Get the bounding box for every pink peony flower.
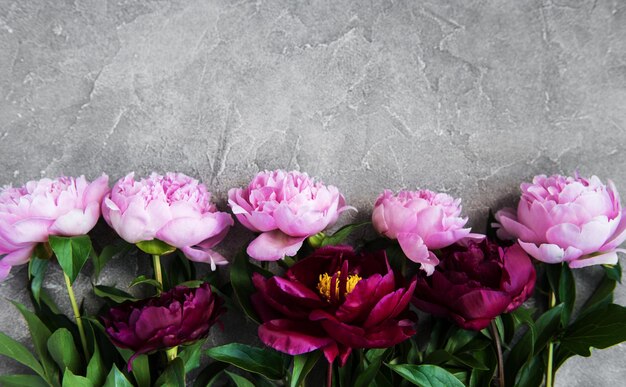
[228,170,353,261]
[102,172,233,269]
[372,189,481,275]
[0,174,109,280]
[495,173,626,268]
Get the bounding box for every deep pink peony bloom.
[228,170,353,261]
[495,174,626,268]
[102,283,224,369]
[372,189,481,275]
[413,239,536,330]
[0,174,109,280]
[102,172,233,269]
[252,246,416,365]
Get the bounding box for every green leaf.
[319,222,371,247]
[136,239,176,255]
[180,340,204,373]
[103,364,134,387]
[0,331,46,379]
[47,328,82,375]
[62,368,93,387]
[604,262,622,283]
[10,300,58,385]
[355,351,385,387]
[561,303,626,356]
[0,374,50,387]
[515,355,544,387]
[291,351,321,387]
[230,251,262,324]
[86,338,106,387]
[444,328,477,354]
[49,235,93,284]
[452,353,489,371]
[504,308,537,386]
[580,272,616,318]
[93,285,138,303]
[386,364,465,387]
[28,256,49,304]
[193,361,228,387]
[93,241,133,280]
[533,304,564,355]
[114,349,149,387]
[558,264,576,326]
[206,343,286,380]
[129,275,163,291]
[154,357,185,387]
[225,370,255,387]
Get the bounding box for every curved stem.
[546,290,556,387]
[326,360,333,387]
[152,254,163,294]
[63,272,89,360]
[489,320,505,387]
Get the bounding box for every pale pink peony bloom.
[102,173,233,270]
[0,174,109,280]
[495,173,626,268]
[228,170,354,261]
[372,189,481,275]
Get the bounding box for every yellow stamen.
[317,271,362,302]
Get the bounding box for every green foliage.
[386,364,465,387]
[49,235,93,284]
[206,343,287,380]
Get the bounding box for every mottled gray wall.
[1,0,626,385]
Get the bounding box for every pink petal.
[247,231,306,261]
[157,213,230,248]
[546,219,610,254]
[83,174,110,205]
[568,251,619,269]
[497,213,541,243]
[49,203,100,236]
[180,246,228,271]
[1,246,34,266]
[602,215,626,251]
[273,203,328,237]
[518,241,582,264]
[424,228,471,250]
[10,218,54,244]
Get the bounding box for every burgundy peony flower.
[412,239,535,331]
[252,246,416,365]
[101,283,224,369]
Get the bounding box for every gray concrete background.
[1,0,625,385]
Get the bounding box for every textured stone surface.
[1,0,625,385]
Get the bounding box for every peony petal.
[424,228,471,250]
[157,215,222,248]
[273,203,329,237]
[568,251,619,269]
[397,233,439,274]
[82,174,110,205]
[497,213,541,244]
[258,319,333,356]
[602,214,626,251]
[518,241,582,264]
[49,203,100,236]
[180,246,228,271]
[546,219,611,254]
[247,231,306,261]
[10,218,53,244]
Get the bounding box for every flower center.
[317,271,362,302]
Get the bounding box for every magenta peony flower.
[252,246,416,365]
[372,189,481,275]
[102,172,233,269]
[413,239,536,330]
[101,283,224,369]
[0,174,109,280]
[228,170,353,261]
[495,174,626,268]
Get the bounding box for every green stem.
[153,254,163,294]
[489,320,505,387]
[546,290,556,387]
[165,346,178,362]
[63,272,89,360]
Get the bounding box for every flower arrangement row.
[0,169,625,387]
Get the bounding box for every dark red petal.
[258,319,333,356]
